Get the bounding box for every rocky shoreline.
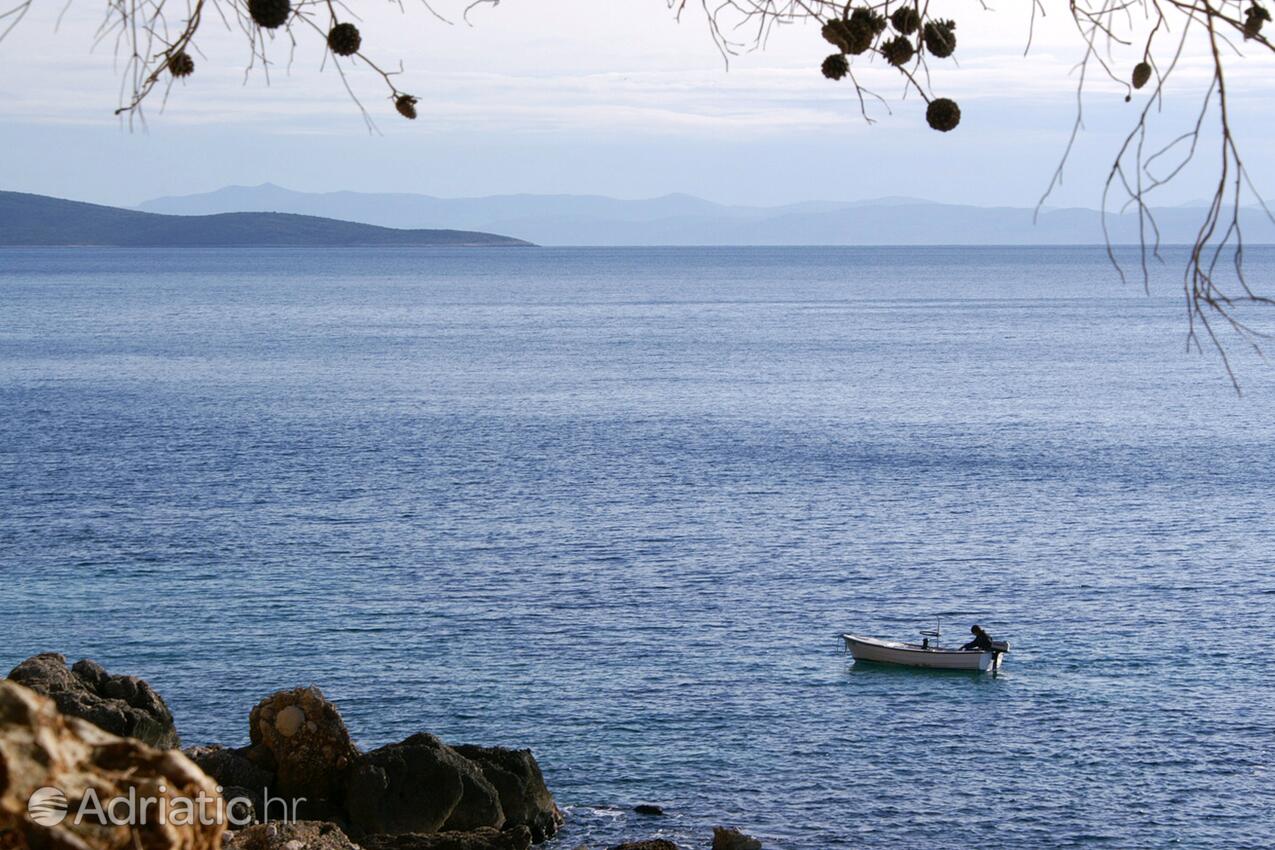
[0,654,763,850]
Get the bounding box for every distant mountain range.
[138,183,1275,246]
[0,191,531,247]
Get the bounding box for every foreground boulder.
[0,680,222,850]
[7,653,180,748]
[362,826,532,850]
[226,821,360,850]
[344,733,503,836]
[712,826,762,850]
[452,745,562,842]
[248,687,358,801]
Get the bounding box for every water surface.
[2,246,1273,849]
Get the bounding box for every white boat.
[842,626,1009,672]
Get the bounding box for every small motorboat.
[842,622,1009,672]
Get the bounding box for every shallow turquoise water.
[1,246,1273,849]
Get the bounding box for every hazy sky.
[1,0,1272,209]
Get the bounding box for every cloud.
[6,0,1270,132]
[1,0,1271,208]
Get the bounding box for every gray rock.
[71,658,108,689]
[712,827,762,850]
[361,826,532,850]
[632,805,664,816]
[453,745,563,841]
[185,745,274,793]
[7,653,179,748]
[219,785,258,826]
[186,745,299,826]
[225,821,359,850]
[343,733,503,836]
[292,798,352,831]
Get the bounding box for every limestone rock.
[343,733,502,836]
[224,821,360,850]
[361,826,531,850]
[712,827,762,850]
[185,745,275,822]
[184,745,273,790]
[452,746,562,841]
[218,786,257,826]
[7,653,180,748]
[290,798,351,830]
[0,680,222,850]
[247,687,358,801]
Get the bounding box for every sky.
[1,0,1273,209]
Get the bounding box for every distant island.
[138,183,1275,247]
[0,191,533,248]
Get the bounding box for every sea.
[1,246,1273,849]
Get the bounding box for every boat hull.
[843,634,1001,671]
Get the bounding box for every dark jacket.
[963,631,994,651]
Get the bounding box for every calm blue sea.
[2,246,1274,849]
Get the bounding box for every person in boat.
[962,624,994,652]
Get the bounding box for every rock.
[219,785,258,825]
[712,827,762,850]
[71,659,109,689]
[6,653,180,748]
[606,842,679,850]
[343,733,503,836]
[185,745,274,790]
[0,680,222,850]
[225,821,360,850]
[361,826,532,850]
[291,797,351,830]
[247,687,358,801]
[185,745,275,821]
[452,745,563,841]
[632,804,664,816]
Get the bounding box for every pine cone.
[880,36,915,67]
[395,94,418,120]
[890,6,921,35]
[926,97,961,132]
[248,0,290,29]
[818,8,884,56]
[842,18,875,55]
[821,20,851,52]
[1131,61,1152,90]
[849,7,888,36]
[923,20,957,58]
[821,53,849,81]
[168,51,195,78]
[1244,4,1270,39]
[327,23,362,56]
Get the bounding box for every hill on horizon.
[0,191,532,247]
[137,183,1275,247]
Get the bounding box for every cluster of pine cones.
[164,0,418,120]
[1244,3,1271,39]
[819,5,960,132]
